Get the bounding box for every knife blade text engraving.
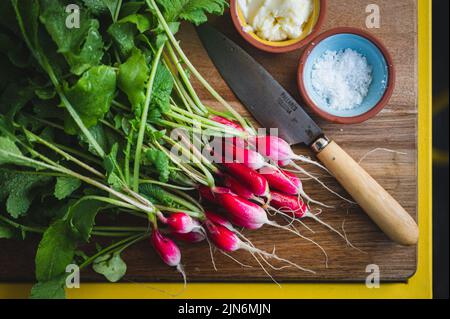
[277,92,299,114]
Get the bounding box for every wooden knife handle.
[315,140,419,245]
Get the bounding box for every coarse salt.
[311,48,373,110]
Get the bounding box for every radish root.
[291,155,330,173]
[291,162,356,205]
[240,242,315,274]
[266,205,297,227]
[201,226,218,271]
[220,250,253,268]
[298,189,334,209]
[266,205,315,233]
[267,220,329,268]
[295,219,315,234]
[341,217,367,254]
[233,229,294,271]
[176,264,187,289]
[248,249,281,287]
[258,251,293,271]
[305,211,352,246]
[282,167,322,179]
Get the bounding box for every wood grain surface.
[0,0,418,283]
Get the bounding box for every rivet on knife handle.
[312,137,419,246]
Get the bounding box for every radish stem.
[147,0,251,132]
[133,44,165,192]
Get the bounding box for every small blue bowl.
[298,27,395,124]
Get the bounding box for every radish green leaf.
[54,176,82,200]
[93,252,127,282]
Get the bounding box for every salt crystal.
[311,48,373,110]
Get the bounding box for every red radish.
[260,167,299,195]
[205,211,234,230]
[210,138,264,170]
[210,115,245,132]
[284,170,303,186]
[201,186,328,263]
[270,191,309,217]
[249,135,291,162]
[203,187,268,229]
[165,212,199,234]
[172,229,205,243]
[259,166,330,207]
[248,135,328,171]
[219,193,268,229]
[222,162,269,197]
[227,215,264,230]
[222,142,266,170]
[223,174,255,200]
[249,136,355,204]
[151,230,181,267]
[200,186,263,226]
[201,187,266,229]
[198,185,222,203]
[277,159,291,167]
[205,220,240,252]
[247,136,353,204]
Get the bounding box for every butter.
[238,0,313,42]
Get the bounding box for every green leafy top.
[54,176,82,200]
[63,65,117,134]
[40,0,105,75]
[156,0,228,25]
[0,169,52,218]
[1,0,227,300]
[92,252,127,282]
[150,63,173,114]
[82,0,120,18]
[117,48,149,114]
[146,149,170,182]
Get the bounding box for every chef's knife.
[197,25,418,245]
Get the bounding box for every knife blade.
[196,24,322,146]
[197,25,419,246]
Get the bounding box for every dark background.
[432,0,449,299]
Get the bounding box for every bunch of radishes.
[149,116,356,281]
[136,2,356,278]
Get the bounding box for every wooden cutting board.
[0,0,417,283]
